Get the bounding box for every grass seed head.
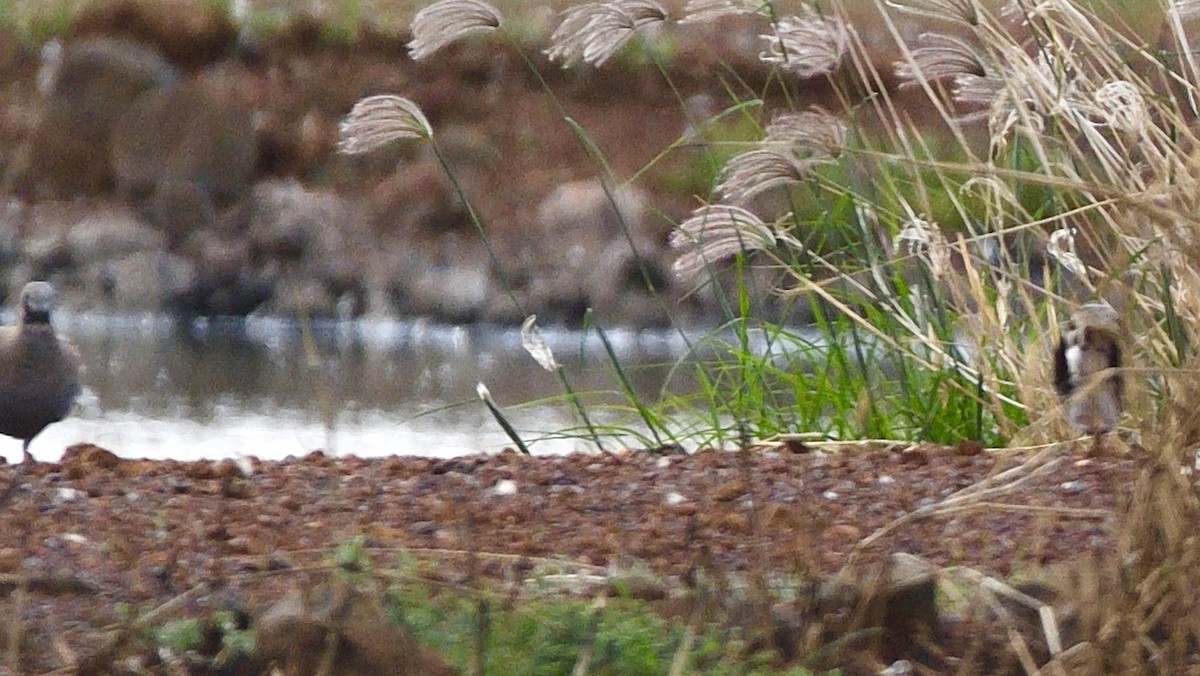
[337,94,434,154]
[679,0,764,24]
[758,8,851,79]
[407,0,503,62]
[670,205,778,280]
[545,0,668,68]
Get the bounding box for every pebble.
[493,479,518,496]
[0,548,18,573]
[234,456,256,476]
[881,659,914,675]
[53,487,84,505]
[1060,480,1087,494]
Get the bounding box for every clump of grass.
[155,610,255,670]
[386,575,801,674]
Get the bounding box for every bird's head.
[19,281,58,325]
[1064,302,1121,346]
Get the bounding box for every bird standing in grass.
[1053,302,1123,454]
[0,282,80,464]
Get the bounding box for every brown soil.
[0,440,1135,672]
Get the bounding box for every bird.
[1053,302,1123,454]
[0,281,81,464]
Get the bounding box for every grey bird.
[0,282,81,463]
[1053,302,1123,453]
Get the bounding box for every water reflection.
[18,314,697,462]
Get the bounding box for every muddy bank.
[0,440,1134,671]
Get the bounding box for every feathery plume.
[1093,80,1147,136]
[995,278,1012,329]
[1047,227,1088,279]
[759,9,850,78]
[717,107,844,203]
[893,214,950,278]
[1018,0,1105,48]
[680,0,763,23]
[521,315,559,372]
[338,95,433,154]
[717,149,825,204]
[546,0,668,68]
[896,32,987,87]
[765,107,847,152]
[1002,51,1083,117]
[955,49,1085,131]
[670,205,778,279]
[953,72,1005,108]
[408,0,503,61]
[885,0,980,26]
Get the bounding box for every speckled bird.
[0,282,81,463]
[1053,302,1123,452]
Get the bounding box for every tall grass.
[338,0,1200,668]
[333,0,1200,450]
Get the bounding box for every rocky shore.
[0,1,827,328]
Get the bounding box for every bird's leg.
[1089,432,1105,458]
[20,440,32,466]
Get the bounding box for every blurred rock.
[111,69,256,207]
[583,240,674,327]
[247,180,351,260]
[367,159,461,238]
[241,180,371,318]
[16,202,84,283]
[162,226,266,317]
[66,0,237,69]
[536,179,658,248]
[519,180,678,326]
[61,443,122,480]
[145,177,216,248]
[166,273,273,317]
[64,204,163,265]
[255,582,456,676]
[20,38,176,198]
[381,234,493,323]
[84,250,196,311]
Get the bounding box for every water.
[17,314,700,463]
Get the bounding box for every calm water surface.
[16,314,701,463]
